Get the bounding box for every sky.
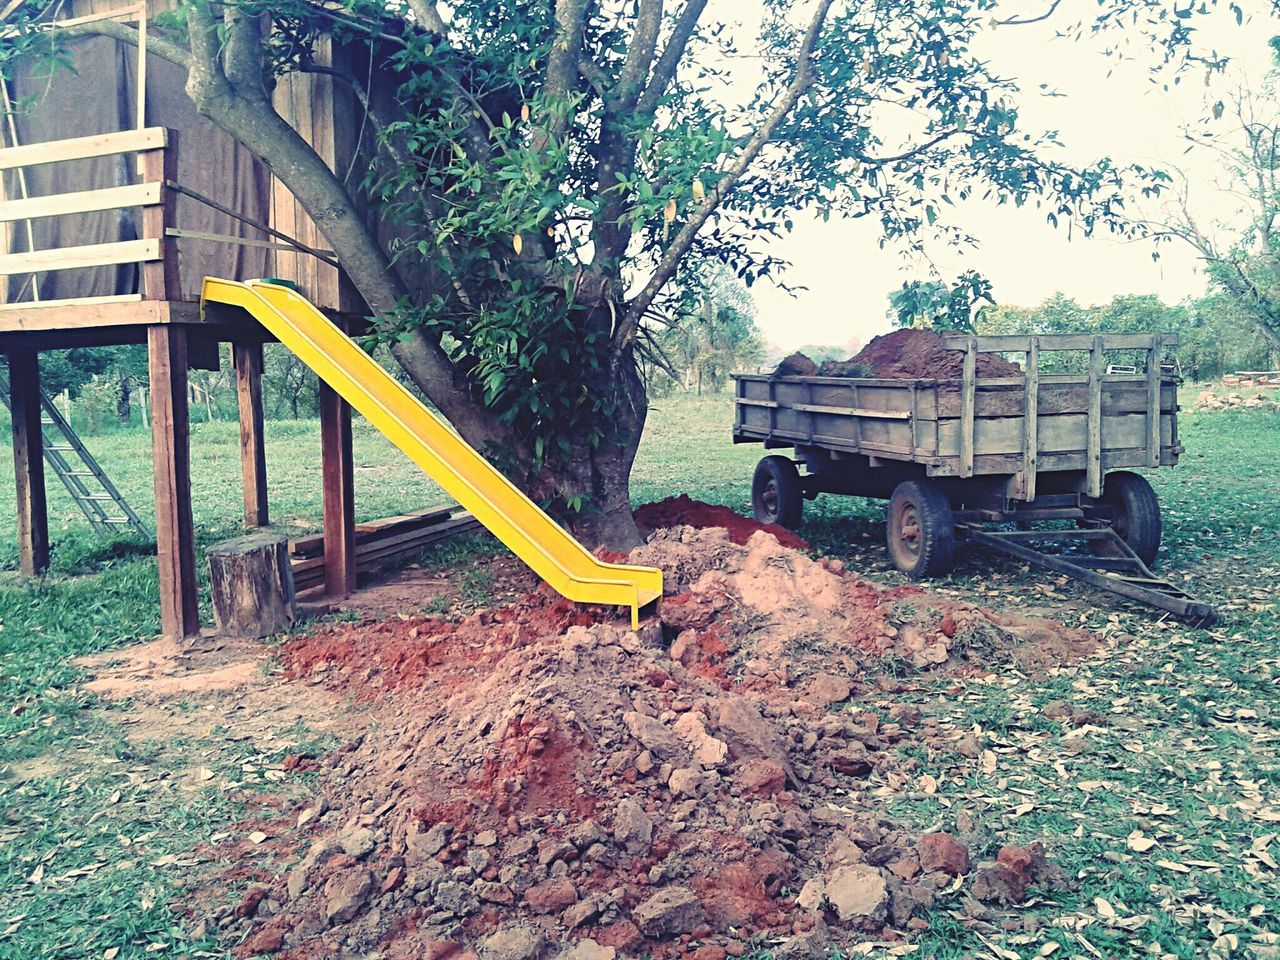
[708,1,1280,351]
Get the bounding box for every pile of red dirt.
[634,495,809,550]
[775,329,1022,380]
[200,528,1083,960]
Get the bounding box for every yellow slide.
[201,277,662,628]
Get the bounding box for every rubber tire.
[1099,470,1162,567]
[752,456,803,529]
[886,480,956,579]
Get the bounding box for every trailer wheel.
[1098,471,1162,567]
[752,456,803,528]
[887,481,955,579]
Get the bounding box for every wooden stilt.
[8,350,49,576]
[234,340,269,528]
[319,380,355,598]
[148,324,199,639]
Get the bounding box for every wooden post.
[959,338,976,479]
[1086,335,1105,499]
[8,351,49,576]
[1145,335,1163,468]
[138,130,179,301]
[319,380,355,597]
[234,340,269,528]
[148,324,200,639]
[1022,336,1039,502]
[207,532,296,638]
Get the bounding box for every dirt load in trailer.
[733,330,1216,624]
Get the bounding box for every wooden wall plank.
[0,181,162,223]
[0,126,167,170]
[269,38,359,312]
[147,324,199,639]
[8,350,49,576]
[0,238,160,276]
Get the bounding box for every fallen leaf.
[1127,831,1158,852]
[248,831,268,845]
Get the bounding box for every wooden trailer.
[733,333,1216,623]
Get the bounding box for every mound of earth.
[774,329,1022,380]
[200,528,1082,959]
[634,495,808,550]
[772,351,819,377]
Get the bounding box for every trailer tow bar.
[962,525,1218,626]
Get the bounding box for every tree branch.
[634,0,706,117]
[53,18,189,68]
[613,0,663,112]
[994,0,1064,27]
[859,129,965,165]
[614,0,835,352]
[531,0,588,153]
[185,0,234,106]
[405,0,448,36]
[224,5,267,100]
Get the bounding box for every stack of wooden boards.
[289,505,480,591]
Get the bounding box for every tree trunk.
[117,377,131,424]
[207,532,297,637]
[558,350,648,551]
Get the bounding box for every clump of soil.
[634,495,809,551]
[202,528,1084,959]
[773,351,819,377]
[775,329,1022,380]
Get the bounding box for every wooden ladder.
[0,371,149,538]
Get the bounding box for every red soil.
[775,328,1022,380]
[634,494,809,550]
[846,328,1021,379]
[196,529,1086,960]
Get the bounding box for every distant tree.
[263,345,319,419]
[976,291,1264,380]
[1185,289,1277,378]
[889,271,993,333]
[35,346,148,423]
[655,266,765,393]
[1142,41,1280,359]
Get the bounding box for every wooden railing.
[0,125,177,307]
[940,332,1178,499]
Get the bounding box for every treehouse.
[0,0,369,638]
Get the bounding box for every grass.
[0,392,1277,959]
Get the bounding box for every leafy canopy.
[7,0,1271,469]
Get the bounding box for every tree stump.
[207,532,297,638]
